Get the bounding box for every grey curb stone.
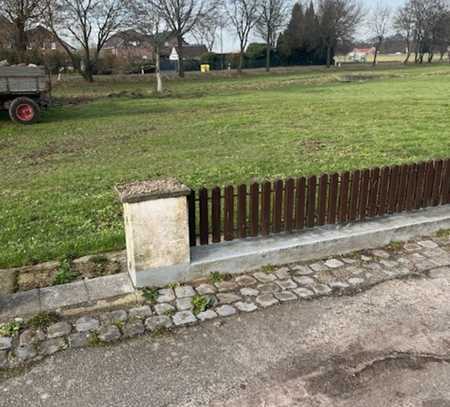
[47,322,72,339]
[256,294,279,308]
[172,311,197,326]
[197,310,218,321]
[274,291,297,302]
[128,305,152,319]
[85,274,134,302]
[234,302,257,313]
[40,281,89,311]
[215,305,237,317]
[0,337,12,351]
[175,286,196,299]
[145,316,173,331]
[75,316,100,333]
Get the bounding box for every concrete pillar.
[117,179,191,287]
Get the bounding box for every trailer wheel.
[9,97,41,124]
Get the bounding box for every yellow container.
[200,64,210,73]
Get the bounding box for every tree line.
[1,0,450,88]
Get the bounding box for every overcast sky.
[212,0,406,53]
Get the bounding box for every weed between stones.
[52,260,80,286]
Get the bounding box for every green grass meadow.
[1,64,450,268]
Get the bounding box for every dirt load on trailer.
[0,64,50,124]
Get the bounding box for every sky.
[214,0,406,53]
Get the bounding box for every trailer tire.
[9,97,41,124]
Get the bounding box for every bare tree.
[394,3,414,64]
[318,0,363,68]
[256,0,288,72]
[192,9,222,52]
[126,0,168,93]
[0,0,43,60]
[226,0,260,73]
[149,0,211,77]
[45,0,126,82]
[370,1,391,66]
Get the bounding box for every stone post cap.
[116,178,191,203]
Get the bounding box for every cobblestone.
[175,286,196,298]
[129,305,152,320]
[197,310,218,321]
[234,302,257,313]
[215,305,237,317]
[157,288,175,303]
[2,233,449,371]
[276,279,297,290]
[253,272,277,283]
[240,287,259,297]
[217,293,241,304]
[172,311,197,326]
[195,284,217,295]
[274,291,297,302]
[256,294,279,308]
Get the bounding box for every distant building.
[27,26,68,52]
[0,18,69,53]
[0,15,14,49]
[103,30,207,63]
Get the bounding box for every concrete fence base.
[117,179,450,288]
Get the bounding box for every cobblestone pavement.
[0,233,450,406]
[1,234,450,370]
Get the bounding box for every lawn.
[1,64,450,268]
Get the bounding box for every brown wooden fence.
[188,159,450,247]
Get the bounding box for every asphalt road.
[1,272,450,407]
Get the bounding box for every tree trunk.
[404,38,411,64]
[238,48,244,73]
[373,44,380,67]
[81,59,94,82]
[265,33,271,72]
[155,46,163,94]
[326,45,332,68]
[177,36,185,78]
[15,19,27,62]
